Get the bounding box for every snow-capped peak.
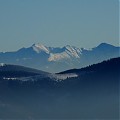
[64,45,81,58]
[0,63,5,67]
[30,44,82,61]
[48,45,82,61]
[32,43,50,54]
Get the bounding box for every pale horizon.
[0,0,119,52]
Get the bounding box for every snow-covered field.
[3,73,78,82]
[49,73,78,81]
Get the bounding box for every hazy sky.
[0,0,119,52]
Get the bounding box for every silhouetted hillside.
[0,57,119,119]
[0,64,48,78]
[59,57,120,74]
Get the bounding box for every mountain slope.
[58,57,120,74]
[79,43,120,67]
[0,57,119,119]
[0,64,49,78]
[0,64,77,81]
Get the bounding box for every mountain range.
[0,43,119,72]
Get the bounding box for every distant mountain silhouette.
[0,57,119,119]
[0,43,119,72]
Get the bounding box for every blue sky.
[0,0,119,51]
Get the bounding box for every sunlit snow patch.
[3,77,17,80]
[49,73,78,81]
[48,52,70,61]
[32,43,50,54]
[0,63,5,67]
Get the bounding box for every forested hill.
[58,57,120,74]
[0,64,48,78]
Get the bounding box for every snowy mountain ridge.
[0,43,119,72]
[32,43,82,61]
